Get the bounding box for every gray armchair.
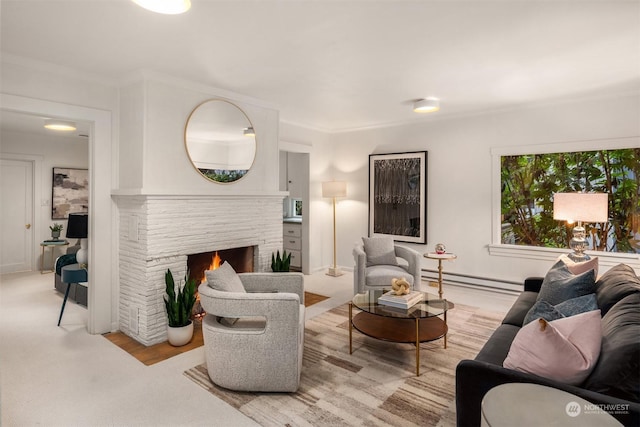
[353,241,422,294]
[198,272,305,392]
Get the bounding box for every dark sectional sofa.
[455,263,640,426]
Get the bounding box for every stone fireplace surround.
[114,193,284,346]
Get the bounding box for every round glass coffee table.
[349,290,451,376]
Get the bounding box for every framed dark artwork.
[369,151,427,244]
[52,167,89,219]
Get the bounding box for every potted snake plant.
[164,269,197,346]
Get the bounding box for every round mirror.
[185,99,256,183]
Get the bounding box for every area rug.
[105,291,328,366]
[184,302,504,426]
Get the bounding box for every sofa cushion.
[559,254,599,277]
[502,291,538,326]
[503,309,602,385]
[583,293,640,402]
[362,236,398,267]
[594,263,640,316]
[523,293,598,325]
[537,259,596,305]
[475,324,521,365]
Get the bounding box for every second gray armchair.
[353,236,422,294]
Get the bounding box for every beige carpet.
[184,302,504,427]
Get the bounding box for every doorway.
[0,93,115,335]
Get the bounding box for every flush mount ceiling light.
[44,119,77,131]
[132,0,191,14]
[243,127,255,137]
[413,98,440,113]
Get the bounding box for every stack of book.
[378,290,423,309]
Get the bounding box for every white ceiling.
[1,0,639,133]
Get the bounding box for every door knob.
[25,224,31,229]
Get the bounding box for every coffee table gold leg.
[415,318,420,376]
[349,302,353,354]
[444,305,448,349]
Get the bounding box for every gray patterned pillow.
[362,236,398,267]
[524,293,598,325]
[537,259,596,305]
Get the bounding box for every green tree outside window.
[501,149,640,253]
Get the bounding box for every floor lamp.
[322,181,347,277]
[553,192,608,262]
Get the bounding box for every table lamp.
[66,213,88,266]
[553,192,608,261]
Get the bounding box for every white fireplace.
[113,193,284,345]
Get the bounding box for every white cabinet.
[283,222,302,270]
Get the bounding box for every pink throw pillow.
[559,254,599,277]
[503,309,602,385]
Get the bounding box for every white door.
[1,158,34,273]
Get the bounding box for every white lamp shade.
[553,192,608,223]
[322,181,347,198]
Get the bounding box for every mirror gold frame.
[184,99,257,184]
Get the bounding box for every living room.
[1,1,639,426]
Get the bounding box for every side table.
[481,383,623,426]
[423,252,457,299]
[58,263,88,326]
[40,240,69,273]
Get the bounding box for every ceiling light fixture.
[132,0,191,15]
[243,127,255,137]
[44,119,77,131]
[413,98,440,113]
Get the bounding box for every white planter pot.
[167,321,194,347]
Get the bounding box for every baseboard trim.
[421,269,522,295]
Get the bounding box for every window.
[491,138,640,260]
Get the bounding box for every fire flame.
[200,251,222,284]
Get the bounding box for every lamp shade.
[66,213,88,239]
[322,181,347,198]
[553,193,608,223]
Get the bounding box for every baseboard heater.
[421,269,523,295]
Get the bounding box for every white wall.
[0,130,89,266]
[119,75,281,195]
[324,93,640,284]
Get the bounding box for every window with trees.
[500,148,639,254]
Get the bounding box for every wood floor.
[103,291,329,365]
